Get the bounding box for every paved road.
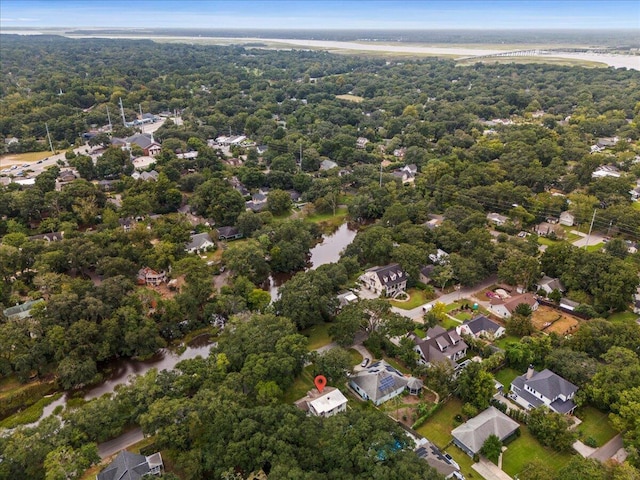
[571,231,605,248]
[589,433,624,462]
[391,275,499,321]
[98,427,144,459]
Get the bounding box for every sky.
[1,0,638,30]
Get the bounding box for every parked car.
[443,453,460,470]
[360,358,370,368]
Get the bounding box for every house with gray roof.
[28,231,64,243]
[452,406,520,457]
[217,226,242,241]
[456,315,505,339]
[3,298,45,321]
[510,366,578,414]
[96,450,163,480]
[349,360,409,405]
[411,326,468,368]
[359,263,407,297]
[415,441,459,478]
[536,276,565,295]
[185,232,215,254]
[320,159,338,171]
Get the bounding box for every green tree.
[456,362,495,410]
[527,406,576,451]
[480,434,503,464]
[266,189,292,216]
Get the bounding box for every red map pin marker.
[314,375,327,393]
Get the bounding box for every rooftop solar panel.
[378,375,396,392]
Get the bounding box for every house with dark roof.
[536,276,565,295]
[217,226,242,241]
[452,406,520,457]
[185,232,215,254]
[359,264,407,297]
[96,450,163,480]
[415,440,459,478]
[510,366,578,414]
[411,326,468,368]
[456,315,505,339]
[349,360,411,405]
[487,212,509,226]
[118,217,136,232]
[419,265,435,285]
[112,133,161,157]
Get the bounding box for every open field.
[608,310,638,324]
[457,56,607,68]
[0,151,51,168]
[336,94,364,103]
[301,323,332,350]
[494,367,522,390]
[532,305,580,335]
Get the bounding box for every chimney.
[526,364,535,380]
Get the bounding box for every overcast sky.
[1,0,638,30]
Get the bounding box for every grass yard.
[415,397,464,448]
[608,310,638,324]
[454,311,473,321]
[348,348,363,366]
[389,288,433,310]
[336,94,365,103]
[439,317,462,330]
[502,425,573,478]
[493,367,522,390]
[301,323,333,351]
[282,365,315,404]
[304,207,349,232]
[574,406,618,447]
[494,335,521,350]
[633,201,640,211]
[502,426,571,477]
[585,243,604,252]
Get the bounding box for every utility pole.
[139,104,143,119]
[119,98,126,126]
[106,106,113,133]
[45,123,54,154]
[584,209,597,250]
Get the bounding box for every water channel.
[17,220,359,429]
[266,221,358,301]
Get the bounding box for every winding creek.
[12,220,359,430]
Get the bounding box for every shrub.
[584,436,598,448]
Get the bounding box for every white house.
[185,232,215,254]
[487,212,509,226]
[592,165,621,179]
[428,249,450,265]
[559,211,575,227]
[295,386,348,418]
[510,366,578,414]
[359,264,407,297]
[488,293,539,319]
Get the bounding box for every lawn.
[493,367,521,390]
[389,288,434,310]
[502,425,573,478]
[494,335,520,350]
[336,94,364,103]
[301,323,333,350]
[415,397,464,448]
[608,310,638,324]
[537,236,561,247]
[282,365,316,404]
[454,311,473,321]
[0,151,51,166]
[439,317,462,330]
[585,243,604,252]
[574,406,618,447]
[304,208,349,233]
[348,348,363,366]
[633,201,640,211]
[382,355,412,375]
